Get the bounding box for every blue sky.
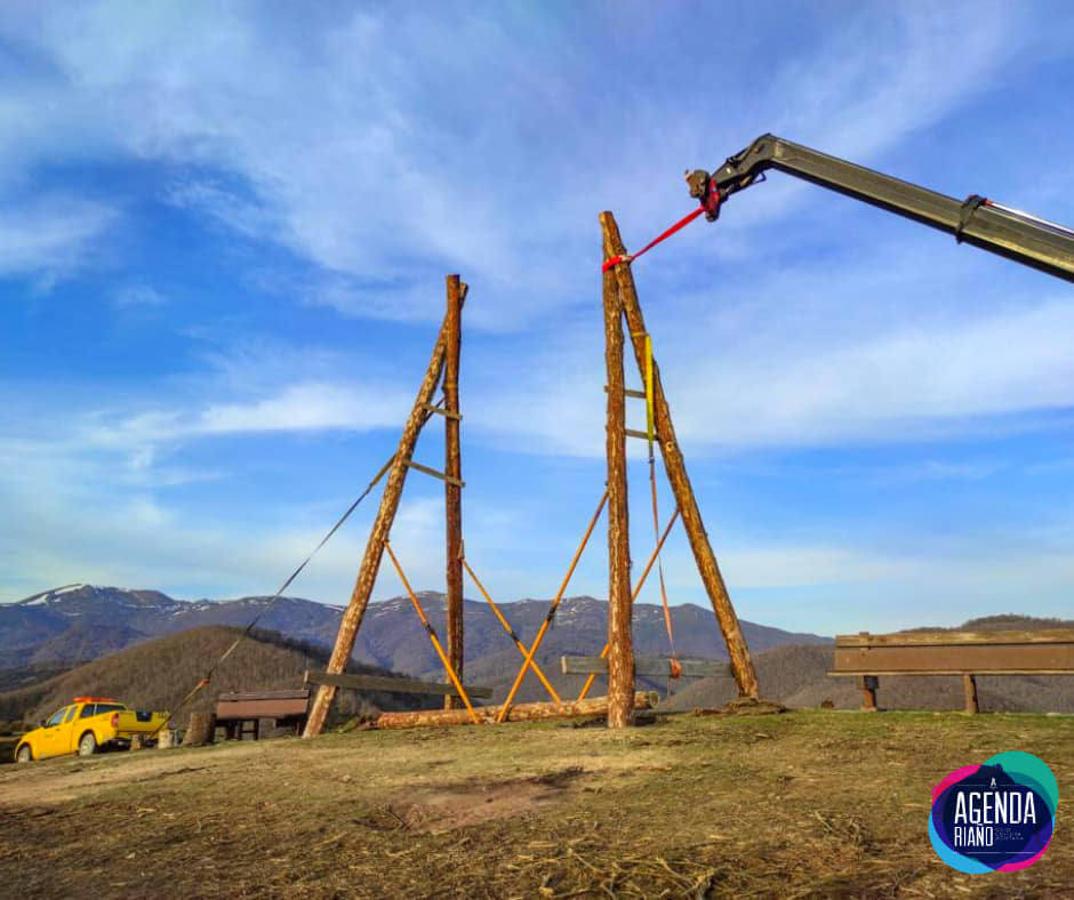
[2,1,1074,634]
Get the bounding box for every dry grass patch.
[0,710,1070,897]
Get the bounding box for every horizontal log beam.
[625,428,659,441]
[304,670,492,699]
[375,691,658,730]
[561,656,728,678]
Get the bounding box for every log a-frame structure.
[304,213,758,736]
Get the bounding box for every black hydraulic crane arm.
[686,134,1074,283]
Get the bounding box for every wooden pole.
[962,673,979,714]
[304,286,466,738]
[859,675,879,711]
[443,274,465,709]
[600,211,759,699]
[576,508,680,702]
[602,215,634,729]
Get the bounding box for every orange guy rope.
[576,507,681,702]
[384,541,480,724]
[496,490,609,723]
[462,559,562,703]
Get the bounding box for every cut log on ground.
[182,712,216,746]
[374,692,658,730]
[691,698,786,717]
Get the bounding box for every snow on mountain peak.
[17,583,89,605]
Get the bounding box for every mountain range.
[0,584,829,684]
[2,587,1070,722]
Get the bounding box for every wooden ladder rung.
[625,428,658,441]
[424,403,462,420]
[605,386,647,399]
[404,460,465,488]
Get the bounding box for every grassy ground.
[0,710,1070,898]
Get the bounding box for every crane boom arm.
[686,134,1074,283]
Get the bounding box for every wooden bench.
[304,670,493,699]
[830,629,1074,712]
[560,656,728,679]
[215,689,311,740]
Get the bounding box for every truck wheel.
[78,732,98,757]
[15,744,32,763]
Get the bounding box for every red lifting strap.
[602,192,720,273]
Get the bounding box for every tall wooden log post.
[443,275,465,709]
[962,673,979,714]
[304,293,462,738]
[600,212,760,699]
[601,214,635,728]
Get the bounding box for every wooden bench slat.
[215,698,310,719]
[830,669,1074,676]
[560,656,728,678]
[836,628,1074,647]
[305,670,493,699]
[217,690,310,701]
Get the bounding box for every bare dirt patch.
[388,766,587,833]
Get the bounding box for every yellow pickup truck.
[14,697,169,762]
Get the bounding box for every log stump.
[183,712,216,746]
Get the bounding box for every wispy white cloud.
[465,235,1074,455]
[0,4,1032,326]
[3,3,1072,633]
[166,179,272,241]
[86,381,413,451]
[112,284,167,308]
[0,195,117,284]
